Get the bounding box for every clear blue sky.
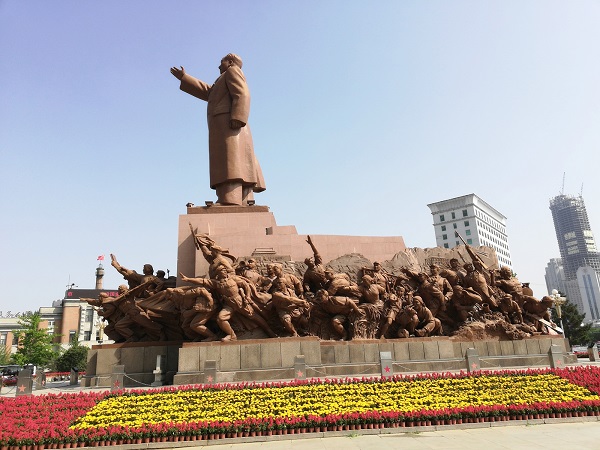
[2,1,600,312]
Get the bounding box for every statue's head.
[361,274,373,285]
[219,53,243,73]
[156,270,166,279]
[272,277,286,292]
[429,264,440,275]
[450,258,460,269]
[217,265,229,279]
[500,266,512,278]
[143,264,154,275]
[272,263,283,276]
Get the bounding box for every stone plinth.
[83,341,182,387]
[177,205,406,280]
[84,336,576,387]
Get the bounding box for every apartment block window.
[440,214,445,222]
[443,243,449,248]
[467,239,473,244]
[69,331,76,343]
[462,209,468,217]
[442,234,447,240]
[464,220,469,226]
[84,331,91,341]
[466,229,471,236]
[453,223,457,229]
[451,212,456,219]
[0,332,6,346]
[441,225,446,231]
[456,241,460,246]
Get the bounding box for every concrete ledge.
[87,336,574,386]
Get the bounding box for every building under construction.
[549,194,600,321]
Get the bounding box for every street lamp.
[550,289,567,337]
[94,318,106,345]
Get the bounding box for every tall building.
[427,193,513,269]
[549,194,600,321]
[544,258,566,296]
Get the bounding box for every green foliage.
[551,299,592,346]
[11,312,58,369]
[0,344,11,365]
[589,327,600,344]
[55,336,89,372]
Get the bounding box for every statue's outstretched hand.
[170,66,185,80]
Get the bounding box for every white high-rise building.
[427,193,513,270]
[545,258,566,295]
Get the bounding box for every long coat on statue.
[179,66,266,192]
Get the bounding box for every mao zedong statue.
[171,54,265,206]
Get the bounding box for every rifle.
[455,232,489,271]
[107,280,154,305]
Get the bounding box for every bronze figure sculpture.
[104,234,558,343]
[171,54,265,205]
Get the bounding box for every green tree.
[55,335,89,372]
[589,327,600,344]
[551,299,592,346]
[0,344,11,365]
[11,312,58,368]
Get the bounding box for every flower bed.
[2,367,600,448]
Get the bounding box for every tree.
[55,335,89,372]
[551,299,592,346]
[11,312,58,368]
[0,344,11,365]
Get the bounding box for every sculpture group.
[85,233,560,343]
[82,54,562,344]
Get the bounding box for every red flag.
[97,255,105,261]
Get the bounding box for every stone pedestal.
[69,369,79,386]
[36,372,46,390]
[178,205,406,280]
[548,344,566,368]
[465,347,481,372]
[151,355,167,387]
[85,336,576,387]
[379,351,394,377]
[294,355,307,380]
[16,369,33,396]
[111,365,125,391]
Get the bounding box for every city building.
[544,258,566,296]
[549,194,600,321]
[0,264,118,357]
[427,193,513,269]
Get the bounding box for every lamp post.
[94,318,105,345]
[550,289,567,338]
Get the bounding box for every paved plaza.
[203,421,600,449]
